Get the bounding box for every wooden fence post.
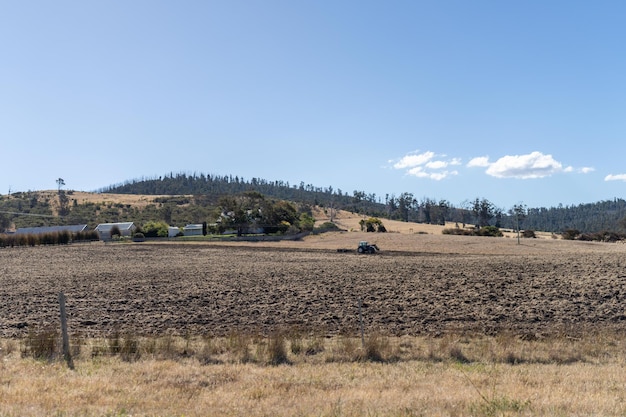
[58,292,74,370]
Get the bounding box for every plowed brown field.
[2,231,626,338]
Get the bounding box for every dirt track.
[2,232,626,338]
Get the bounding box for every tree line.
[100,172,626,234]
[2,172,625,235]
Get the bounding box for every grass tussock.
[11,328,626,367]
[21,328,58,361]
[361,333,394,362]
[3,331,626,417]
[1,330,626,416]
[266,332,290,365]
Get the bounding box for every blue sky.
[2,1,625,210]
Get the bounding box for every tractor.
[357,241,379,254]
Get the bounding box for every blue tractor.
[357,241,379,254]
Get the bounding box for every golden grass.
[14,190,181,216]
[313,207,558,240]
[2,333,626,416]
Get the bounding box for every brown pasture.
[2,231,626,339]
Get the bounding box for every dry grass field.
[2,229,626,416]
[42,190,174,208]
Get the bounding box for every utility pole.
[516,213,520,245]
[511,203,526,245]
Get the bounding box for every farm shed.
[183,224,203,236]
[168,226,181,237]
[95,222,136,240]
[15,224,88,235]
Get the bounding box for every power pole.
[516,213,520,245]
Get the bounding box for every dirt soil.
[2,232,626,339]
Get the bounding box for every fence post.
[58,292,74,370]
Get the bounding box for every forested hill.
[100,173,626,234]
[99,173,387,217]
[521,199,626,234]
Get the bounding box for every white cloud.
[605,174,626,181]
[430,170,458,180]
[580,167,595,174]
[407,166,457,180]
[426,160,448,169]
[467,156,490,168]
[407,166,428,177]
[393,150,460,180]
[393,151,435,169]
[392,149,577,182]
[485,151,564,179]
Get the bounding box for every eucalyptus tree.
[472,198,495,227]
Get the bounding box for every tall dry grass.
[2,332,626,416]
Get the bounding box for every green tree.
[0,213,10,233]
[472,198,494,227]
[397,192,414,222]
[494,207,503,228]
[430,199,450,225]
[361,217,386,232]
[262,200,299,233]
[299,213,315,232]
[58,190,70,216]
[161,204,174,224]
[218,193,300,235]
[218,192,264,236]
[142,220,169,238]
[110,225,121,238]
[56,178,65,193]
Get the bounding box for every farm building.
[95,222,137,240]
[15,224,88,235]
[182,224,203,236]
[168,226,181,237]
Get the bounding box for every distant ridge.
[99,172,626,234]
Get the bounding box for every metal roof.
[95,222,136,231]
[183,224,203,229]
[15,224,88,235]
